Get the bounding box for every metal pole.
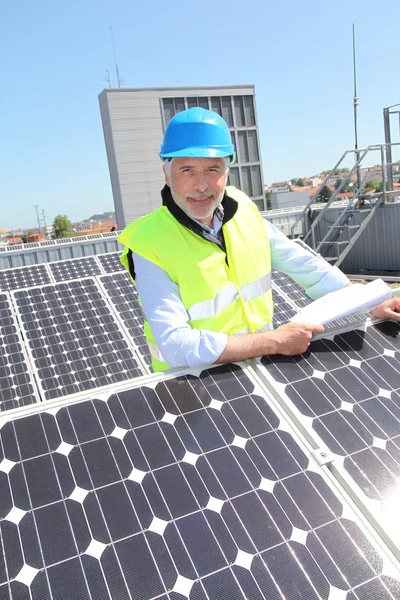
[384,107,393,192]
[352,24,361,191]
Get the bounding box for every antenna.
[34,205,41,234]
[110,27,124,88]
[352,23,361,189]
[41,209,47,233]
[99,69,111,88]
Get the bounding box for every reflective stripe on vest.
[241,272,271,303]
[187,272,271,323]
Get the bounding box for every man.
[119,108,400,371]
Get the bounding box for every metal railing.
[290,142,400,248]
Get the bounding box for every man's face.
[164,157,229,225]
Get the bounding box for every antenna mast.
[41,209,47,234]
[34,205,41,234]
[352,23,361,189]
[110,27,123,88]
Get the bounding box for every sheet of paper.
[290,278,392,326]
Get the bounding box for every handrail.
[290,142,400,242]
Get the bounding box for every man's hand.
[269,322,325,356]
[216,321,325,364]
[370,297,400,321]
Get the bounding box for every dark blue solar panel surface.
[97,252,125,273]
[272,269,311,309]
[260,320,400,545]
[100,272,151,368]
[272,289,297,327]
[0,265,51,292]
[1,363,399,599]
[12,279,143,400]
[0,294,39,412]
[49,257,102,282]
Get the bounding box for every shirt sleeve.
[133,253,228,369]
[264,219,350,300]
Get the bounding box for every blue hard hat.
[160,107,236,163]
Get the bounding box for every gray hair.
[163,157,230,177]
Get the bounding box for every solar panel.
[272,289,297,328]
[0,293,40,412]
[1,362,400,599]
[272,270,312,309]
[97,252,125,273]
[258,320,400,551]
[293,238,320,256]
[12,278,144,400]
[99,272,151,367]
[49,257,102,282]
[0,265,52,292]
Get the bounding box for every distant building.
[269,190,309,210]
[99,85,266,229]
[305,177,322,187]
[271,180,291,188]
[8,237,23,245]
[270,186,291,194]
[28,233,44,243]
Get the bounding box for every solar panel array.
[99,272,151,367]
[12,279,144,401]
[2,363,400,600]
[0,294,39,412]
[0,265,51,292]
[49,257,103,282]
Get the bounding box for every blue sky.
[2,0,399,229]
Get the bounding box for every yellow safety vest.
[118,186,273,371]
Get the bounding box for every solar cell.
[259,320,400,551]
[0,264,51,292]
[0,294,39,412]
[12,278,144,400]
[97,252,125,273]
[1,363,399,599]
[49,257,102,282]
[99,272,151,367]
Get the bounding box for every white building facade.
[99,85,266,228]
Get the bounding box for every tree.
[364,179,381,192]
[335,179,350,193]
[317,185,333,203]
[296,178,305,187]
[335,178,343,190]
[52,214,72,239]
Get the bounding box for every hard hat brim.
[160,147,236,164]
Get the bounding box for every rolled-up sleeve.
[265,220,350,300]
[133,253,228,368]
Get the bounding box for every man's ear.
[163,165,171,187]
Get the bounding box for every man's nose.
[193,172,208,192]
